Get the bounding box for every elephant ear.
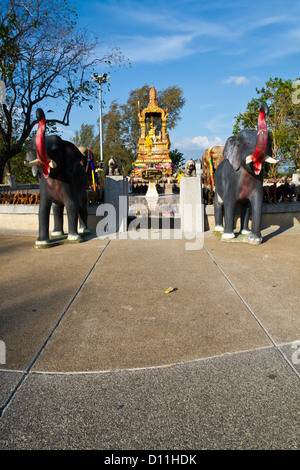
[63,141,84,175]
[223,135,241,171]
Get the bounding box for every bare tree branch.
[0,0,129,181]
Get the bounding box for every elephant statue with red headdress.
[214,105,277,244]
[25,109,90,247]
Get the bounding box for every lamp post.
[91,72,110,162]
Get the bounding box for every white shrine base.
[146,181,159,199]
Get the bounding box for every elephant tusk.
[24,158,56,169]
[24,159,42,167]
[246,155,278,165]
[265,156,278,164]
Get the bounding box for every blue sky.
[59,0,300,161]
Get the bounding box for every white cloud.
[120,34,196,62]
[205,113,234,134]
[222,76,249,86]
[174,135,223,151]
[91,1,300,66]
[112,4,234,40]
[105,3,235,64]
[199,103,215,110]
[264,27,300,60]
[118,32,214,63]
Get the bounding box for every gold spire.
[149,86,158,105]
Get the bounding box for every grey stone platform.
[0,225,299,450]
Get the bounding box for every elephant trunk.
[35,108,56,178]
[246,105,269,175]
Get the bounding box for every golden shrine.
[133,86,173,179]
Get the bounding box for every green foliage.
[5,149,37,184]
[233,77,300,176]
[121,84,151,156]
[169,148,184,169]
[72,123,98,156]
[157,86,186,130]
[102,100,133,174]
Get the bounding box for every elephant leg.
[240,202,251,235]
[52,203,64,237]
[77,189,90,234]
[65,200,81,241]
[249,192,263,243]
[222,199,236,240]
[213,190,224,233]
[37,198,52,245]
[78,203,91,235]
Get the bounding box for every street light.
[91,72,110,162]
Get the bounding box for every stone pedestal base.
[179,176,204,235]
[104,176,128,233]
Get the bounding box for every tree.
[72,123,98,155]
[233,77,300,176]
[102,99,133,174]
[0,0,127,182]
[121,84,151,157]
[169,148,184,169]
[5,141,37,183]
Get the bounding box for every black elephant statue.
[25,108,90,247]
[213,105,277,244]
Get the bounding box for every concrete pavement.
[0,225,299,450]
